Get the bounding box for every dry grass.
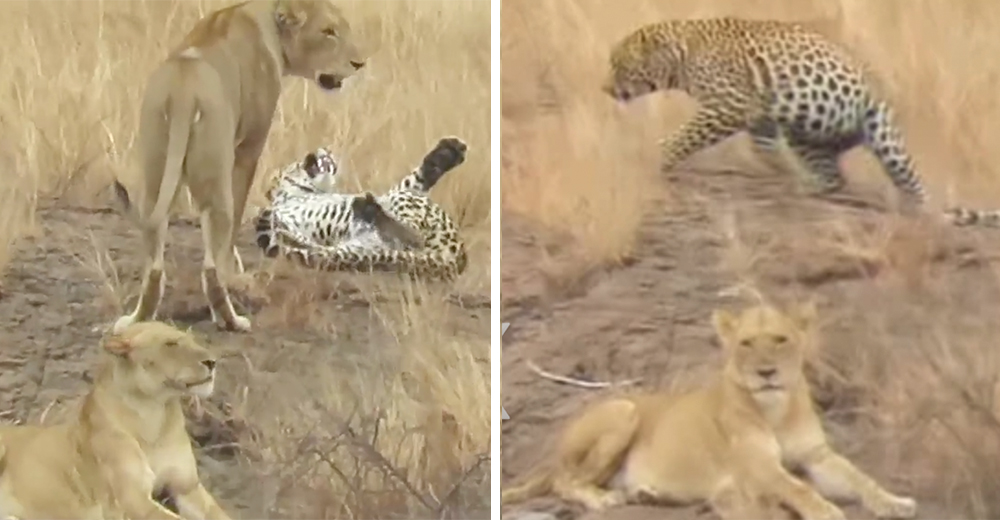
[0,0,489,518]
[503,0,1000,517]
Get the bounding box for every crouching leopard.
[254,137,469,281]
[604,17,1000,228]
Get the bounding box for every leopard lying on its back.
[254,137,469,281]
[604,17,1000,227]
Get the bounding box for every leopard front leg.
[659,103,747,174]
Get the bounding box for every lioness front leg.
[228,138,268,278]
[801,447,917,519]
[99,442,183,520]
[738,438,845,520]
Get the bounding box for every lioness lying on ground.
[113,0,367,334]
[502,302,917,520]
[0,322,230,520]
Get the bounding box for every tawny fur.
[0,322,228,520]
[502,302,917,520]
[113,0,367,334]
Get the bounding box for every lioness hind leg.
[551,398,638,511]
[186,118,250,332]
[188,192,244,275]
[804,451,917,519]
[114,218,169,333]
[199,203,251,332]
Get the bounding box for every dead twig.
[525,359,641,389]
[38,399,58,424]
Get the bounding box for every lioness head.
[274,0,366,92]
[712,302,817,395]
[104,321,218,399]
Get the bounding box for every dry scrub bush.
[228,282,490,518]
[803,302,1000,519]
[1,0,489,517]
[504,0,1000,516]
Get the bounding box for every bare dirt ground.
[0,1,490,518]
[2,202,491,519]
[501,1,1000,519]
[502,158,1000,520]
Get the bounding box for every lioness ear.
[789,300,818,330]
[274,0,304,31]
[103,334,134,358]
[711,309,738,344]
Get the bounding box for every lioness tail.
[147,89,197,230]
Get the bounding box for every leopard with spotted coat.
[603,17,1000,227]
[255,137,469,280]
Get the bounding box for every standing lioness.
[0,322,229,520]
[114,0,367,334]
[502,302,917,520]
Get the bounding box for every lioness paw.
[872,495,917,519]
[580,490,625,511]
[806,502,846,520]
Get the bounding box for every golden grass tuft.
[0,0,489,517]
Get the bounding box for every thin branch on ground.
[525,359,641,389]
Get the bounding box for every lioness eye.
[739,339,752,348]
[165,340,178,348]
[322,27,337,37]
[773,335,788,344]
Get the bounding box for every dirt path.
[501,162,1000,520]
[0,201,490,518]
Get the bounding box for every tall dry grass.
[503,0,1000,516]
[0,0,490,517]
